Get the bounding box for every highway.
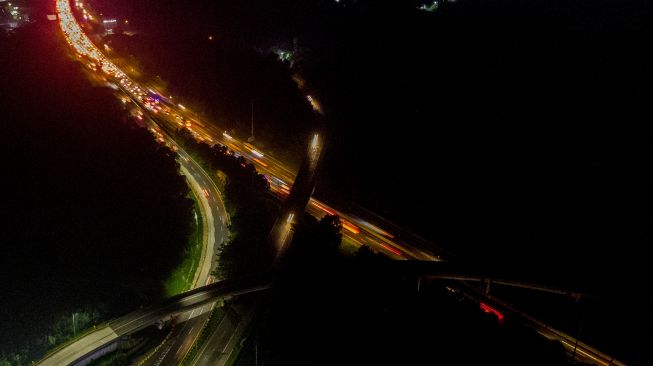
[140,305,212,366]
[191,298,259,366]
[52,1,233,365]
[55,1,441,362]
[35,84,230,366]
[186,111,328,365]
[50,1,625,365]
[58,0,407,264]
[59,0,443,263]
[140,122,228,366]
[37,277,271,366]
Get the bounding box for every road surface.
[45,2,231,365]
[191,298,259,366]
[59,0,443,263]
[50,1,625,365]
[36,276,271,366]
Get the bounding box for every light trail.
[50,4,627,366]
[56,0,439,260]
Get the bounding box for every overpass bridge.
[47,2,619,362]
[37,90,327,365]
[36,276,272,366]
[38,261,600,366]
[367,260,587,300]
[269,130,326,263]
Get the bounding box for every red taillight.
[480,302,504,322]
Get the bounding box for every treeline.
[280,213,344,274]
[173,128,278,279]
[1,19,194,365]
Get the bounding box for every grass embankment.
[164,192,204,296]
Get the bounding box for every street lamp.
[248,99,255,142]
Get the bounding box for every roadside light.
[311,133,319,149]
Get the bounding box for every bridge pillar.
[271,130,326,264]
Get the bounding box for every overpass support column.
[483,279,491,296]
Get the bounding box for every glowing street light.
[311,133,319,150]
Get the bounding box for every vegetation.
[173,127,279,279]
[164,199,204,296]
[280,213,344,274]
[0,18,195,365]
[78,0,653,362]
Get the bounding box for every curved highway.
[45,1,625,365]
[42,1,231,365]
[59,0,443,262]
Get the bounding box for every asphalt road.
[192,298,259,366]
[37,276,271,366]
[49,1,625,365]
[140,304,213,366]
[41,4,232,365]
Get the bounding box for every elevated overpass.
[38,261,625,366]
[371,260,587,299]
[47,1,625,365]
[36,276,272,366]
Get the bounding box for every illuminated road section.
[57,0,441,261]
[52,2,627,365]
[57,0,148,105]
